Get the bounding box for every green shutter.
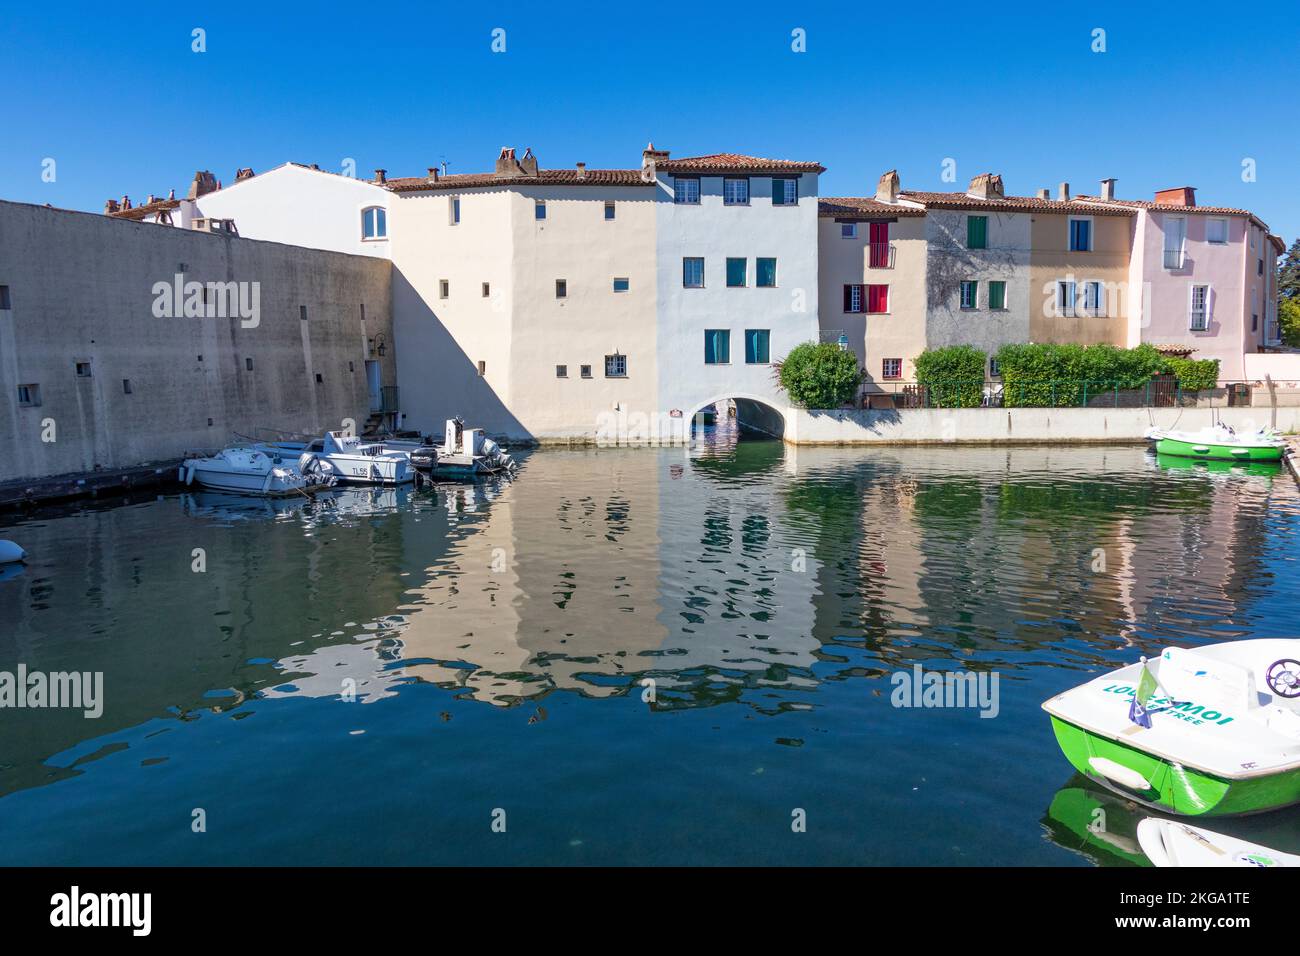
[989,281,1005,310]
[967,216,987,249]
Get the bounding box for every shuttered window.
[988,281,1006,310]
[704,329,730,364]
[744,329,770,364]
[867,284,889,313]
[843,284,864,313]
[967,216,988,249]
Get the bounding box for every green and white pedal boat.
[1145,424,1285,462]
[1043,640,1300,816]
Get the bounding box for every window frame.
[556,364,568,378]
[756,257,777,288]
[725,257,748,288]
[1067,216,1093,252]
[881,358,902,380]
[555,279,567,299]
[959,280,978,310]
[744,329,771,365]
[674,177,701,205]
[722,177,750,206]
[1206,217,1229,245]
[704,329,731,365]
[840,222,858,239]
[604,201,616,221]
[450,197,461,225]
[844,283,864,314]
[988,280,1007,311]
[17,383,41,407]
[604,354,627,378]
[1057,280,1077,318]
[361,205,388,240]
[1189,284,1210,331]
[772,177,799,206]
[439,279,449,299]
[534,200,546,221]
[612,277,630,293]
[682,257,705,289]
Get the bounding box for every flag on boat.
[1128,659,1158,728]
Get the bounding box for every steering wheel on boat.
[1266,659,1300,698]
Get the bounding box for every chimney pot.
[373,168,387,184]
[967,173,1004,200]
[1036,188,1050,200]
[519,148,538,177]
[427,167,439,181]
[576,161,587,180]
[105,199,119,214]
[1154,186,1196,207]
[1100,178,1117,201]
[167,188,175,200]
[1057,182,1070,202]
[875,169,900,204]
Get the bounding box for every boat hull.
[1155,437,1283,462]
[1049,715,1300,816]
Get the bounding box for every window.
[439,280,449,299]
[1057,280,1077,317]
[704,329,730,364]
[683,257,704,288]
[1083,281,1104,316]
[450,197,461,225]
[1190,285,1209,331]
[535,200,546,221]
[841,223,858,239]
[604,354,627,378]
[989,358,1001,378]
[960,280,978,309]
[75,361,92,377]
[613,277,630,292]
[360,304,366,322]
[867,284,889,313]
[744,329,770,364]
[1068,217,1092,252]
[556,365,568,378]
[882,358,902,380]
[0,285,10,309]
[604,201,615,221]
[868,222,891,267]
[315,373,323,384]
[756,258,777,288]
[674,177,700,204]
[349,362,355,372]
[300,305,308,321]
[723,178,749,205]
[361,206,387,239]
[556,279,567,298]
[17,384,41,406]
[726,257,747,287]
[967,216,988,249]
[1207,218,1228,244]
[1164,217,1186,268]
[1259,259,1265,276]
[482,282,490,298]
[122,379,133,394]
[843,284,864,313]
[580,364,592,379]
[772,177,798,206]
[988,280,1007,310]
[246,357,254,370]
[478,360,487,376]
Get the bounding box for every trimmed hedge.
[993,343,1167,407]
[775,341,864,409]
[913,345,987,408]
[1163,356,1221,392]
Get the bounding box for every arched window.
[361,206,387,240]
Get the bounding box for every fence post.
[1083,381,1089,407]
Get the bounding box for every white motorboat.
[427,419,517,479]
[1137,818,1300,867]
[285,431,414,485]
[180,445,333,497]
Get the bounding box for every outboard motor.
[410,435,438,472]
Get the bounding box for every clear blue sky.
[3,0,1296,241]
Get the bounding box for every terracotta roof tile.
[655,153,824,174]
[1074,195,1276,236]
[818,197,925,218]
[385,168,650,192]
[109,198,181,221]
[899,191,1136,215]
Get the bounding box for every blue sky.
[3,1,1297,241]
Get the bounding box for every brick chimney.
[427,167,440,182]
[167,188,175,200]
[1036,188,1050,200]
[519,148,538,176]
[373,169,387,184]
[235,167,255,181]
[967,173,1004,200]
[494,147,525,178]
[146,194,156,205]
[642,141,670,173]
[121,195,132,210]
[575,161,587,180]
[187,170,218,199]
[104,199,120,214]
[1155,186,1196,207]
[875,169,900,203]
[1057,182,1070,201]
[1100,178,1117,201]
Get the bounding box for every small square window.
[17,383,41,406]
[756,258,777,288]
[882,358,902,379]
[723,178,749,205]
[0,285,11,310]
[556,279,567,298]
[556,364,568,378]
[990,359,1001,377]
[245,357,254,371]
[122,379,133,394]
[482,282,490,298]
[535,200,546,221]
[604,202,615,221]
[683,257,705,288]
[1207,218,1228,244]
[349,361,355,372]
[300,305,308,321]
[580,364,592,379]
[841,223,858,239]
[439,280,449,299]
[315,373,324,384]
[726,258,747,288]
[605,354,627,378]
[75,361,92,377]
[478,360,487,376]
[613,277,630,292]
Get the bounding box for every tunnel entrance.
[688,398,786,445]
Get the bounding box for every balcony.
[1163,248,1186,270]
[868,241,895,269]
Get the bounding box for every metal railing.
[868,241,895,269]
[380,385,400,413]
[1163,248,1185,269]
[854,378,1300,410]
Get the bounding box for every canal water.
[1,433,1298,865]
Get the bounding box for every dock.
[0,461,182,510]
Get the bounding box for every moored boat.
[275,431,414,485]
[1147,424,1285,462]
[180,446,334,497]
[426,419,517,479]
[1137,818,1300,867]
[1042,639,1300,816]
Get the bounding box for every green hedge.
[775,341,864,409]
[993,343,1167,407]
[913,345,987,408]
[1163,356,1221,392]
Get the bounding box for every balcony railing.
[868,241,895,269]
[853,378,1300,410]
[1163,248,1185,270]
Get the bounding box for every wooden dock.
[0,461,182,510]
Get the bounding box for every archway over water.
[688,396,786,441]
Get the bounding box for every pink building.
[1079,186,1284,380]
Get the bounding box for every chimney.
[519,148,538,176]
[235,167,255,181]
[494,147,524,178]
[1057,182,1070,201]
[1100,178,1117,201]
[967,173,1004,200]
[373,169,387,184]
[104,199,120,214]
[575,161,587,180]
[146,194,156,205]
[875,169,900,204]
[1036,188,1050,200]
[187,170,218,199]
[167,188,175,200]
[121,195,132,210]
[642,141,670,174]
[310,163,320,170]
[1155,186,1196,207]
[427,167,440,182]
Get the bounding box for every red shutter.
[843,284,852,312]
[869,222,889,268]
[868,284,888,313]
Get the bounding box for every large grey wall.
[0,200,394,482]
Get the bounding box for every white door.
[365,361,382,412]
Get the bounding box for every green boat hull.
[1155,437,1283,462]
[1049,716,1300,816]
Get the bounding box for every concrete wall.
[784,404,1300,445]
[1028,211,1131,346]
[0,200,394,482]
[1243,353,1300,383]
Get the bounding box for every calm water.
[2,431,1299,866]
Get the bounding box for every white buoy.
[0,540,27,564]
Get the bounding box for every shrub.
[913,345,987,408]
[994,343,1166,406]
[1163,356,1220,392]
[775,342,864,409]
